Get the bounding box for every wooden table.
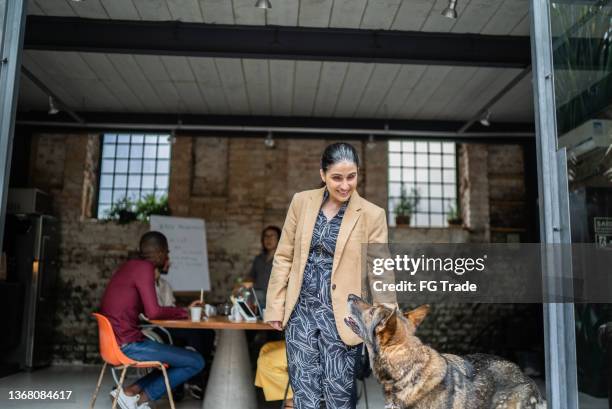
[150,317,273,409]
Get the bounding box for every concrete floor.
[0,365,385,409]
[0,365,608,409]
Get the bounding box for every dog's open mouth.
[344,316,361,335]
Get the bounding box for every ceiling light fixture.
[264,131,275,148]
[480,110,491,127]
[255,0,271,9]
[367,134,376,150]
[441,0,458,19]
[48,96,59,115]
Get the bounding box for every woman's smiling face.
[320,160,358,203]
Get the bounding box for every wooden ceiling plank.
[266,0,299,26]
[243,59,271,116]
[292,60,321,116]
[69,0,110,19]
[410,66,465,119]
[353,63,401,118]
[81,52,145,112]
[27,1,46,15]
[234,0,266,25]
[269,60,295,116]
[167,0,203,22]
[298,0,334,27]
[188,57,231,113]
[313,62,349,117]
[455,68,522,118]
[100,0,142,20]
[360,0,402,30]
[452,0,504,34]
[396,65,453,119]
[333,63,375,117]
[200,0,235,24]
[422,66,482,119]
[375,65,428,118]
[161,56,197,82]
[481,0,528,35]
[106,54,166,112]
[34,0,77,16]
[489,74,533,122]
[131,0,172,21]
[391,0,437,31]
[329,0,367,29]
[173,81,208,114]
[214,57,250,115]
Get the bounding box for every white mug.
[190,306,202,322]
[204,304,216,317]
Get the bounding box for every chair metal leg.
[112,366,129,409]
[160,363,176,409]
[88,362,107,409]
[362,379,369,409]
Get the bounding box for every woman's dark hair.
[320,142,360,172]
[261,225,282,252]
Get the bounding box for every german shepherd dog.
[345,294,546,409]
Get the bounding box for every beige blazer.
[264,186,389,346]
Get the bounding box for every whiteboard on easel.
[150,216,210,291]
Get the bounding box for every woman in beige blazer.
[264,143,389,409]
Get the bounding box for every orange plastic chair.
[89,313,176,409]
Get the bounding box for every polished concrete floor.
[0,365,607,409]
[0,365,385,409]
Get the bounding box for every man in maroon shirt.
[100,231,204,409]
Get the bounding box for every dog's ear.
[403,305,430,328]
[375,308,398,345]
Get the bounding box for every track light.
[367,134,376,150]
[48,96,59,115]
[264,132,275,148]
[479,111,491,127]
[255,0,271,9]
[441,0,458,19]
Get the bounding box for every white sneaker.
[110,389,151,409]
[109,388,140,409]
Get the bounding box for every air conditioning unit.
[559,119,612,157]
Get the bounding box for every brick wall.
[20,133,538,363]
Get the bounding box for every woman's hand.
[188,300,204,308]
[267,321,283,331]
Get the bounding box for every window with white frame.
[97,133,171,218]
[388,140,457,227]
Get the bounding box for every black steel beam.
[24,16,532,68]
[16,111,534,143]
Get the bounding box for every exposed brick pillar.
[459,144,490,242]
[168,136,193,216]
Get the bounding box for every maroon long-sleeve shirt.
[100,259,187,345]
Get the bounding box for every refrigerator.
[2,213,59,370]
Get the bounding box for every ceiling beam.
[24,16,531,68]
[16,111,534,142]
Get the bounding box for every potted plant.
[135,194,170,221]
[395,187,420,226]
[446,203,462,227]
[107,197,137,224]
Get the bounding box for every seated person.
[255,340,293,408]
[100,231,204,409]
[246,225,282,293]
[153,267,215,400]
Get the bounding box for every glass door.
[548,1,612,407]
